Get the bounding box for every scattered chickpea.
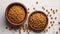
[51,17,53,19]
[53,21,55,24]
[9,27,12,30]
[49,14,52,17]
[28,8,30,10]
[59,27,60,31]
[27,31,30,34]
[19,29,21,34]
[56,9,58,12]
[56,31,58,34]
[50,21,52,24]
[6,27,8,29]
[44,29,48,33]
[28,12,29,14]
[58,22,60,25]
[53,10,55,14]
[55,17,57,20]
[43,30,46,33]
[36,1,38,4]
[48,26,50,29]
[50,8,53,11]
[23,25,25,32]
[33,7,35,10]
[46,9,48,12]
[48,12,50,14]
[51,24,53,26]
[42,6,45,10]
[46,29,48,32]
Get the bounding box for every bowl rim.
[5,2,27,26]
[28,10,48,31]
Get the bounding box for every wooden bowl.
[5,2,27,27]
[28,11,48,32]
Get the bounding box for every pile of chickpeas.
[8,5,25,24]
[29,12,47,30]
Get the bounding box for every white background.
[0,0,60,34]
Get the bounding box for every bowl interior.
[5,3,27,26]
[28,11,48,31]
